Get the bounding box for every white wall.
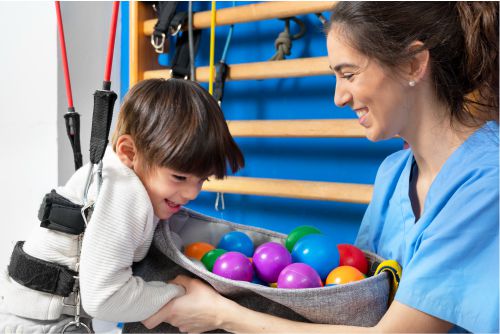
[0,1,120,270]
[57,1,121,184]
[0,2,58,270]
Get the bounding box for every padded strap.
[89,89,117,164]
[38,190,86,235]
[8,241,77,297]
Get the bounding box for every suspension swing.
[6,2,120,332]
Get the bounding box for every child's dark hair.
[112,78,244,179]
[328,2,499,127]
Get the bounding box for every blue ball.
[217,231,254,257]
[291,234,339,281]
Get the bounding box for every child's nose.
[181,184,201,201]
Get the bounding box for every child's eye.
[173,175,186,181]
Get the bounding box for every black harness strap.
[89,84,117,165]
[8,241,77,297]
[152,1,179,53]
[64,108,83,170]
[214,62,229,103]
[38,190,86,235]
[171,28,201,78]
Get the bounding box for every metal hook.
[215,192,225,211]
[151,33,166,53]
[62,321,91,334]
[170,24,182,36]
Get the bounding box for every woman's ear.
[406,41,430,84]
[115,135,137,169]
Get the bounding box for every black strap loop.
[171,29,202,78]
[89,88,117,164]
[38,190,86,235]
[8,241,77,297]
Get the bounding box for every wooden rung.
[143,56,331,82]
[202,176,373,204]
[227,119,364,138]
[143,2,336,35]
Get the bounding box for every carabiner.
[151,33,166,53]
[62,321,92,334]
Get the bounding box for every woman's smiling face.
[327,27,411,142]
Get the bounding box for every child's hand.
[142,275,230,332]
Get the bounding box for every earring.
[409,80,416,87]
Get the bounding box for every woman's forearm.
[219,297,374,333]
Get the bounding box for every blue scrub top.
[356,121,499,333]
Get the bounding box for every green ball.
[285,225,322,252]
[201,248,227,271]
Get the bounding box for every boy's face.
[135,164,207,220]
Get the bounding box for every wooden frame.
[130,1,373,204]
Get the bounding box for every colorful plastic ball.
[291,234,339,281]
[277,263,323,289]
[252,242,292,283]
[213,251,254,282]
[201,248,227,272]
[184,242,215,261]
[251,276,268,286]
[325,265,365,286]
[217,231,254,257]
[337,244,368,274]
[285,225,322,252]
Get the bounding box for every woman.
[144,2,499,333]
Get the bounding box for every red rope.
[104,2,120,83]
[55,1,74,108]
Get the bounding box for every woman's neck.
[402,97,476,181]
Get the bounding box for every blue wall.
[121,1,403,244]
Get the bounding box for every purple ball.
[213,251,254,282]
[253,242,292,283]
[277,263,323,289]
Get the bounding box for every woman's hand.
[142,275,232,333]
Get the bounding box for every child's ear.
[115,135,137,169]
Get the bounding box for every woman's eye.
[342,73,354,80]
[173,175,186,181]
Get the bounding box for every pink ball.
[213,251,254,282]
[277,263,323,289]
[253,242,292,283]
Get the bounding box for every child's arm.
[78,168,184,322]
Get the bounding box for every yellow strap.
[375,259,402,304]
[209,1,216,95]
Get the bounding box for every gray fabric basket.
[124,208,390,333]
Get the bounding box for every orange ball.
[184,242,215,260]
[325,265,365,286]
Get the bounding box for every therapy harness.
[7,2,120,332]
[151,1,202,79]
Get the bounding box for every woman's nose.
[333,81,352,108]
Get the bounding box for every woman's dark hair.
[112,78,244,179]
[328,2,498,127]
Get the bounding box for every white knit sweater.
[0,147,184,322]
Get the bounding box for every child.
[0,78,245,332]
